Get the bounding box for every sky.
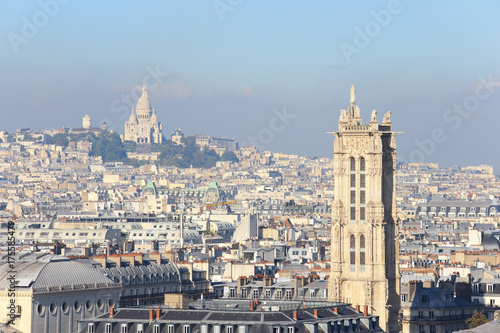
[1,1,500,170]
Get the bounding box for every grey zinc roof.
[32,260,117,291]
[0,252,117,292]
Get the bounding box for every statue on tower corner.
[382,110,392,125]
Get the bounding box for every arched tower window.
[360,235,365,272]
[350,158,356,223]
[350,235,356,272]
[360,157,366,223]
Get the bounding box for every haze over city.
[1,1,500,167]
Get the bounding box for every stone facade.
[123,85,163,144]
[328,85,401,332]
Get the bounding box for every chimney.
[250,301,254,312]
[237,276,246,297]
[156,307,162,319]
[149,307,154,322]
[313,309,318,317]
[109,306,114,318]
[294,276,304,299]
[408,281,423,301]
[293,309,298,320]
[334,307,338,314]
[364,305,368,316]
[355,305,360,313]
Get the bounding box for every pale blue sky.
[1,1,499,169]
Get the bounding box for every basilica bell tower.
[328,85,400,333]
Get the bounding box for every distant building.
[123,85,163,144]
[82,114,91,129]
[171,128,185,145]
[401,281,482,333]
[196,134,238,153]
[416,197,500,219]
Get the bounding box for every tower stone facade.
[123,85,163,144]
[328,85,400,332]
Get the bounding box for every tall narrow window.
[360,157,366,223]
[350,157,356,223]
[360,235,365,272]
[350,235,356,272]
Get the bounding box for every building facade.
[328,85,401,332]
[123,85,163,144]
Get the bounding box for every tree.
[221,151,239,163]
[465,310,489,329]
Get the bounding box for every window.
[168,325,174,333]
[360,235,365,272]
[201,326,208,333]
[241,289,247,298]
[401,294,407,302]
[429,311,434,319]
[418,311,423,319]
[230,288,236,298]
[265,289,271,299]
[292,251,299,255]
[214,326,221,333]
[473,284,479,293]
[276,290,282,300]
[88,324,95,333]
[105,324,112,333]
[487,284,494,292]
[273,328,281,333]
[310,289,316,298]
[136,324,143,333]
[430,325,436,333]
[226,327,233,333]
[184,325,190,333]
[288,328,294,333]
[350,157,356,171]
[285,290,292,300]
[350,207,356,222]
[360,157,365,171]
[421,295,428,303]
[350,235,356,272]
[153,325,160,333]
[419,325,425,333]
[252,289,259,299]
[121,324,128,333]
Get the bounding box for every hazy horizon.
[1,1,500,170]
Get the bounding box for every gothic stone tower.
[328,85,400,333]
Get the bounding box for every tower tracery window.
[350,157,356,223]
[360,235,365,272]
[350,234,356,272]
[360,157,366,223]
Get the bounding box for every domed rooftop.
[136,85,152,115]
[150,109,158,123]
[128,108,137,123]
